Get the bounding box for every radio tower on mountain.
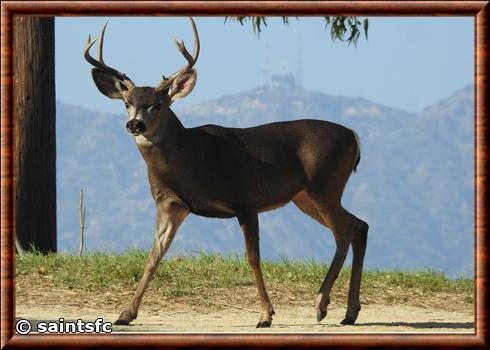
[263,44,271,86]
[296,34,303,87]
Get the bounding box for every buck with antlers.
[84,18,368,328]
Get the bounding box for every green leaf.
[226,16,369,45]
[363,18,369,40]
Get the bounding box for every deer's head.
[84,18,200,137]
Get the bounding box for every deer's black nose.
[126,120,147,134]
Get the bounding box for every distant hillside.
[180,74,410,129]
[56,75,474,277]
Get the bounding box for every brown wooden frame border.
[1,1,488,349]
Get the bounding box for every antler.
[84,21,135,89]
[155,17,200,93]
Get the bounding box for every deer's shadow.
[270,321,474,330]
[353,321,474,330]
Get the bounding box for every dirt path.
[16,304,474,333]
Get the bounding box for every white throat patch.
[135,134,154,147]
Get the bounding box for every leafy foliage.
[225,16,368,45]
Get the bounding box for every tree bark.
[14,17,56,253]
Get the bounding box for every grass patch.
[16,250,474,312]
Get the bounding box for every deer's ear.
[169,69,197,101]
[91,68,128,99]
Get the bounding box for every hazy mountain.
[56,74,474,277]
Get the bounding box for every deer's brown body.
[84,18,368,328]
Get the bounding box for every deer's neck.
[135,109,190,199]
[135,109,186,148]
[135,108,188,168]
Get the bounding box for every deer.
[84,18,368,328]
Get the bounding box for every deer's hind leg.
[292,190,327,227]
[293,189,367,324]
[342,210,368,324]
[293,190,348,322]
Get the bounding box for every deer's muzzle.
[126,120,147,135]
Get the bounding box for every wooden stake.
[79,189,86,256]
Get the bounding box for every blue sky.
[56,16,473,115]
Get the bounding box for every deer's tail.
[352,130,361,173]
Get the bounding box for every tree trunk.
[14,17,56,253]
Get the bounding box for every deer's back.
[199,119,357,178]
[196,119,358,211]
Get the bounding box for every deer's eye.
[148,103,161,112]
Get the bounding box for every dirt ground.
[15,273,474,333]
[16,303,474,333]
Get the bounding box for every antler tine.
[83,22,134,88]
[172,38,194,67]
[97,20,109,63]
[190,16,200,64]
[155,17,200,92]
[84,34,98,60]
[172,17,200,67]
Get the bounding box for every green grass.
[16,249,474,309]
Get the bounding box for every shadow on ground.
[354,321,474,329]
[18,320,475,334]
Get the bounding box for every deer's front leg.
[238,212,275,328]
[115,199,189,325]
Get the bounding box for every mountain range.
[56,74,474,277]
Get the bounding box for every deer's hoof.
[256,321,272,328]
[317,310,327,322]
[114,310,136,325]
[340,317,356,325]
[114,318,130,326]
